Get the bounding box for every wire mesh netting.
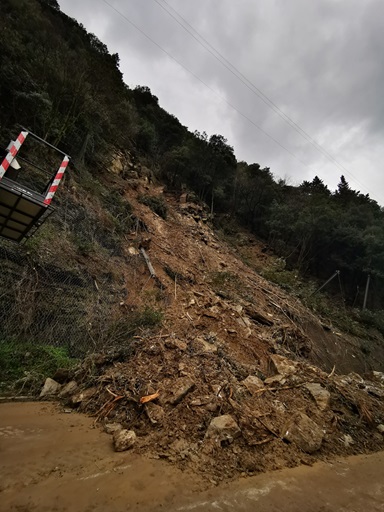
[0,237,128,357]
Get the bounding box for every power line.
[151,0,381,202]
[100,0,312,169]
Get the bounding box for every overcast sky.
[59,0,384,204]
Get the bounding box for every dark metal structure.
[0,129,70,243]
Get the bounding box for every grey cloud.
[59,0,384,202]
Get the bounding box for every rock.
[113,429,136,452]
[168,378,195,405]
[237,316,252,331]
[165,338,188,351]
[365,385,384,398]
[377,424,384,434]
[145,402,165,425]
[104,423,123,434]
[305,383,331,411]
[52,368,71,384]
[245,306,274,326]
[283,412,324,453]
[169,438,190,454]
[128,246,140,256]
[272,400,286,413]
[194,337,217,354]
[264,374,286,386]
[70,386,98,406]
[190,396,212,406]
[203,310,218,319]
[242,375,264,395]
[342,372,365,385]
[343,434,354,447]
[58,381,78,398]
[40,378,61,398]
[372,371,384,383]
[205,414,241,446]
[270,354,298,376]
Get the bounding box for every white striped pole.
[43,155,69,205]
[0,130,29,180]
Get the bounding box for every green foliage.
[357,310,384,337]
[134,307,163,327]
[104,308,163,346]
[261,267,300,291]
[72,233,96,256]
[139,194,168,219]
[209,271,242,300]
[0,341,77,387]
[102,191,133,234]
[2,0,384,312]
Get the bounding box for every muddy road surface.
[1,402,383,512]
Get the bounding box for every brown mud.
[1,402,383,512]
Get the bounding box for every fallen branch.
[93,393,124,423]
[253,383,305,395]
[255,417,280,438]
[140,390,160,404]
[140,247,156,278]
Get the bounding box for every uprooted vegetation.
[52,341,384,482]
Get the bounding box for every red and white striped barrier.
[43,155,69,205]
[0,130,28,180]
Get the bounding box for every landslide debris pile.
[47,344,384,481]
[40,179,384,480]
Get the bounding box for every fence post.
[0,130,29,180]
[43,155,69,205]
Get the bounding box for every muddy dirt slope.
[38,178,384,481]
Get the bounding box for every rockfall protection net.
[0,238,126,357]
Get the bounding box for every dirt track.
[1,402,383,511]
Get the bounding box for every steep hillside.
[2,0,384,310]
[31,165,382,482]
[1,0,384,482]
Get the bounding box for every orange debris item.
[140,390,160,404]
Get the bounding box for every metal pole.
[363,273,371,310]
[20,126,70,158]
[311,270,340,296]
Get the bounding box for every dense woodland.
[1,0,384,309]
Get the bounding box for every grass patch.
[0,341,78,392]
[139,194,168,219]
[100,307,164,347]
[209,271,242,300]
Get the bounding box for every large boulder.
[58,381,78,398]
[305,383,331,411]
[167,377,195,405]
[113,429,136,452]
[145,402,165,425]
[269,354,298,377]
[40,378,61,398]
[70,386,98,406]
[282,412,324,453]
[241,375,264,395]
[205,414,241,446]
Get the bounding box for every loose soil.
[1,402,384,512]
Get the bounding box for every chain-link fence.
[0,237,131,357]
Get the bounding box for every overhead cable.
[152,0,380,201]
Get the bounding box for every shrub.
[0,341,77,391]
[139,195,168,219]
